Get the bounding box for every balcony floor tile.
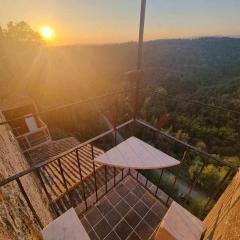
[79,175,167,240]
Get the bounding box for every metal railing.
[0,115,133,228]
[13,117,51,152]
[0,110,237,228]
[1,0,238,232]
[134,118,237,219]
[16,124,51,151]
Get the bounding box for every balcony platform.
[78,175,168,240]
[95,136,180,169]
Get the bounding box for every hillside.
[1,27,240,159]
[1,34,240,105]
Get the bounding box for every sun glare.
[40,26,54,40]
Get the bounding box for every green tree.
[2,21,42,44]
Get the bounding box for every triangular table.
[94,136,180,169]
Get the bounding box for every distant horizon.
[1,0,239,45]
[49,35,240,47]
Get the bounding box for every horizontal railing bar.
[15,126,48,139]
[136,118,238,170]
[163,92,240,116]
[0,119,133,187]
[139,86,240,116]
[0,88,137,126]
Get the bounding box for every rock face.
[204,169,240,240]
[0,113,53,240]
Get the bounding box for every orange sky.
[1,0,239,45]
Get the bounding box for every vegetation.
[1,22,239,216]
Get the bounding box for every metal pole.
[57,158,74,207]
[155,169,164,196]
[76,149,88,210]
[184,160,206,205]
[137,0,146,70]
[16,178,43,229]
[133,0,146,123]
[91,144,98,202]
[105,166,108,193]
[35,169,58,217]
[166,176,177,206]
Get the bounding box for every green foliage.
[199,164,222,191]
[224,156,240,166]
[175,130,190,143]
[188,199,214,218]
[140,87,167,126]
[141,170,179,199]
[189,161,228,192]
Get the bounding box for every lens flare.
[40,26,54,40]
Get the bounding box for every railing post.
[104,166,108,193]
[202,168,232,217]
[166,176,177,206]
[16,178,43,229]
[181,148,189,164]
[57,158,68,192]
[145,178,148,187]
[111,104,118,186]
[163,150,188,205]
[113,167,116,187]
[76,149,88,210]
[57,158,74,207]
[184,158,206,205]
[91,144,98,202]
[25,135,31,148]
[35,169,51,202]
[35,169,57,217]
[155,169,164,196]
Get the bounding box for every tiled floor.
[79,176,167,240]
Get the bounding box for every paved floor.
[79,176,167,240]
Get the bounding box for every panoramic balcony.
[1,1,239,239]
[0,108,238,240]
[0,66,238,239]
[0,65,238,240]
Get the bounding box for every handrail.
[0,119,133,187]
[15,125,48,139]
[38,118,48,128]
[0,87,137,126]
[139,85,240,116]
[136,118,238,170]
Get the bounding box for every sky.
[0,0,239,45]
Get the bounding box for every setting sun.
[40,26,54,40]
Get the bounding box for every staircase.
[48,165,121,216]
[26,137,121,216]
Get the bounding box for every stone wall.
[0,112,53,239]
[204,169,240,240]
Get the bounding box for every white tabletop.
[157,201,205,240]
[94,136,180,169]
[42,208,90,240]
